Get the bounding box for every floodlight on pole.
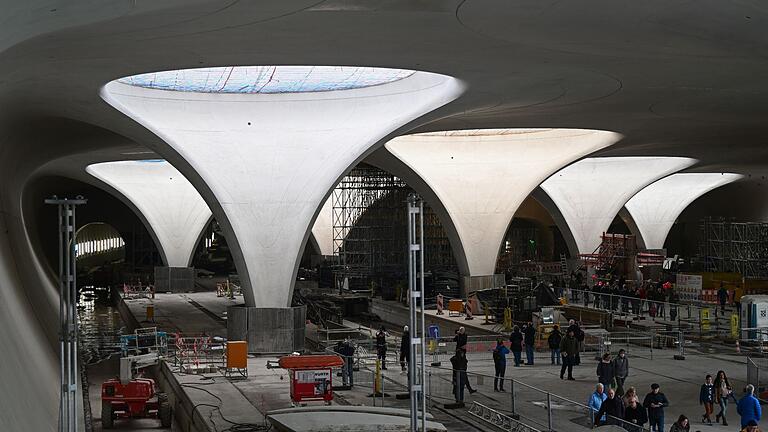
[45,195,87,432]
[407,193,427,431]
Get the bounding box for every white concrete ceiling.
[101,71,463,307]
[86,160,213,267]
[540,156,697,254]
[625,172,744,249]
[385,129,621,275]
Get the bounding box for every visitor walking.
[492,338,509,392]
[588,383,608,424]
[375,326,388,370]
[700,374,715,425]
[523,321,536,365]
[669,290,680,322]
[454,326,468,352]
[737,384,762,429]
[509,325,524,367]
[624,395,648,432]
[548,325,562,365]
[567,319,584,365]
[714,369,735,426]
[669,414,690,432]
[450,349,467,404]
[340,338,355,387]
[643,383,670,432]
[597,352,615,390]
[595,387,625,426]
[613,349,629,396]
[559,328,578,380]
[399,325,410,372]
[718,283,728,317]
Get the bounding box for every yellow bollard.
[146,305,154,322]
[374,359,383,395]
[504,307,513,332]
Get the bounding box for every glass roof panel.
[118,66,415,94]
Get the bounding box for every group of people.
[375,325,412,373]
[580,278,681,320]
[586,366,762,432]
[589,382,670,432]
[508,321,537,366]
[700,371,762,430]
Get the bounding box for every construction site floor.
[120,292,764,431]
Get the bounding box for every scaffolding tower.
[332,164,456,293]
[700,218,768,278]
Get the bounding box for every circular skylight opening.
[117,66,416,94]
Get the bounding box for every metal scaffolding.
[331,164,457,293]
[45,195,87,432]
[700,219,768,278]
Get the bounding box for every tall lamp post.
[45,195,87,432]
[407,193,427,431]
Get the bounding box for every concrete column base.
[154,266,195,293]
[227,305,306,354]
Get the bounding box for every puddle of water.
[78,289,125,365]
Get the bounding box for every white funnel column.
[310,196,334,256]
[385,129,621,276]
[625,173,743,249]
[540,157,697,254]
[87,160,212,267]
[102,71,463,307]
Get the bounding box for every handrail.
[426,364,648,431]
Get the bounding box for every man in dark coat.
[596,388,625,426]
[400,325,410,372]
[454,326,468,351]
[523,322,536,365]
[376,326,388,370]
[643,383,670,432]
[548,325,562,365]
[624,397,648,432]
[509,326,524,367]
[559,328,579,380]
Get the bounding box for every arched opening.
[496,195,573,273]
[330,164,461,300]
[75,222,126,301]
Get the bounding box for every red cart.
[278,355,344,405]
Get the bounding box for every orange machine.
[224,341,248,378]
[448,299,464,316]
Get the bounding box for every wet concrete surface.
[79,294,178,431]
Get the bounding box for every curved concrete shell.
[310,197,335,257]
[385,129,622,276]
[102,69,464,307]
[86,160,213,267]
[625,173,743,249]
[540,157,697,254]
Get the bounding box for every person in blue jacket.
[737,384,762,429]
[492,338,510,392]
[699,374,715,425]
[588,383,608,423]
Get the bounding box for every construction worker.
[376,326,388,370]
